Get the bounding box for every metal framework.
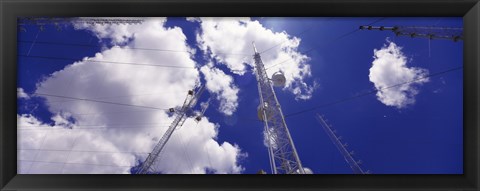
[136,85,206,174]
[18,17,143,32]
[252,43,305,174]
[360,25,463,42]
[315,114,369,174]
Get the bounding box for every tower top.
[252,41,258,54]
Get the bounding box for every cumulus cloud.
[18,18,244,174]
[17,88,30,99]
[18,114,136,174]
[263,127,278,150]
[194,17,316,100]
[200,64,239,115]
[369,41,429,108]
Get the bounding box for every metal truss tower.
[136,85,207,174]
[315,114,369,174]
[18,17,143,32]
[360,25,463,42]
[253,43,305,174]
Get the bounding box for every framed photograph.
[1,0,479,190]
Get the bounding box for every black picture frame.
[1,0,479,190]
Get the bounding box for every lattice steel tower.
[18,17,143,32]
[359,25,463,42]
[253,43,305,174]
[136,85,207,174]
[316,114,369,174]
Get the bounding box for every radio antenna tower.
[359,25,463,42]
[253,42,306,174]
[136,85,207,174]
[315,114,370,174]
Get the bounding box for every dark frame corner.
[1,0,479,191]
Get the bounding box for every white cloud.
[200,64,239,115]
[19,18,244,174]
[194,17,316,100]
[263,127,278,150]
[369,41,429,108]
[18,114,136,174]
[17,88,30,99]
[186,17,200,22]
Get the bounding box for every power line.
[177,129,194,173]
[259,25,316,54]
[18,159,135,168]
[135,85,207,174]
[33,93,169,110]
[43,91,183,106]
[18,148,150,155]
[18,40,251,56]
[284,66,462,118]
[60,132,82,174]
[17,125,170,130]
[17,121,172,129]
[26,30,40,56]
[23,106,168,117]
[19,40,190,53]
[259,17,337,55]
[224,22,324,74]
[23,94,176,116]
[18,120,172,130]
[62,122,172,127]
[264,29,357,70]
[23,93,175,116]
[19,55,198,69]
[64,109,167,116]
[27,124,51,173]
[265,17,386,71]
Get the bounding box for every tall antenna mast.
[315,114,369,174]
[253,42,305,174]
[136,85,206,174]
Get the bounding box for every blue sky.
[17,17,463,174]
